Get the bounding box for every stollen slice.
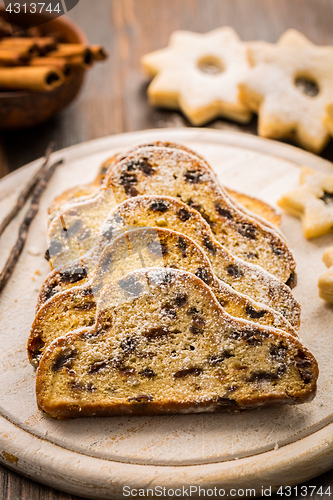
[36,268,318,419]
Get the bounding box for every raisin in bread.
[47,147,295,282]
[36,268,318,419]
[29,227,297,367]
[48,141,281,228]
[40,196,300,329]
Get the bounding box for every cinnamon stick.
[90,45,108,61]
[48,44,93,67]
[0,38,38,54]
[0,66,65,92]
[0,158,63,294]
[0,143,54,238]
[0,49,30,66]
[30,57,72,76]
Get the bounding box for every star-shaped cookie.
[318,247,333,303]
[239,29,333,153]
[278,166,333,238]
[325,103,333,136]
[141,27,252,125]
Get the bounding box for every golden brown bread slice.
[39,196,300,329]
[48,141,281,228]
[29,227,297,367]
[36,268,318,419]
[47,147,295,283]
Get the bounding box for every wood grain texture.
[0,0,333,498]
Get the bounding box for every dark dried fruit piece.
[195,267,212,285]
[203,236,216,255]
[270,343,287,360]
[271,244,284,257]
[30,336,46,362]
[138,159,155,176]
[161,305,177,319]
[144,327,172,340]
[52,348,77,372]
[237,223,257,240]
[245,305,266,319]
[69,381,96,392]
[178,207,191,221]
[184,170,203,183]
[216,397,238,408]
[286,271,297,289]
[225,265,244,278]
[174,293,187,308]
[59,267,87,284]
[128,395,153,403]
[215,203,233,220]
[120,337,137,353]
[119,367,136,377]
[88,361,109,375]
[177,237,187,257]
[139,368,156,378]
[174,367,202,378]
[190,316,205,335]
[208,351,233,365]
[150,200,169,212]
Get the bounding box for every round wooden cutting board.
[0,128,332,499]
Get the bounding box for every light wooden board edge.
[0,128,332,499]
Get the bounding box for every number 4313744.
[276,486,332,496]
[6,3,62,14]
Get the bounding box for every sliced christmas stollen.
[47,147,296,284]
[39,196,300,329]
[29,227,297,367]
[48,141,281,228]
[36,267,318,419]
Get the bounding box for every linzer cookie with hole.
[278,166,333,238]
[318,247,333,304]
[36,268,318,419]
[239,29,333,153]
[29,227,298,367]
[48,141,281,229]
[37,196,300,330]
[141,27,252,125]
[102,147,296,283]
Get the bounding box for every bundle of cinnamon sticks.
[0,16,107,92]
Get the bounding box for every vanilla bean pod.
[0,143,54,238]
[0,158,63,294]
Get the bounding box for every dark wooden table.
[0,0,333,498]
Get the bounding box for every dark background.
[0,0,333,498]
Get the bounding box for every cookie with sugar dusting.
[141,27,252,125]
[239,29,333,153]
[318,247,333,303]
[278,166,333,238]
[324,103,333,137]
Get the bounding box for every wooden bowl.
[0,10,87,130]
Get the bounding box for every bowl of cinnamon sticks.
[0,9,107,130]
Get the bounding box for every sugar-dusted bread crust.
[47,147,296,283]
[29,227,297,367]
[48,141,281,228]
[36,268,318,419]
[39,196,300,329]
